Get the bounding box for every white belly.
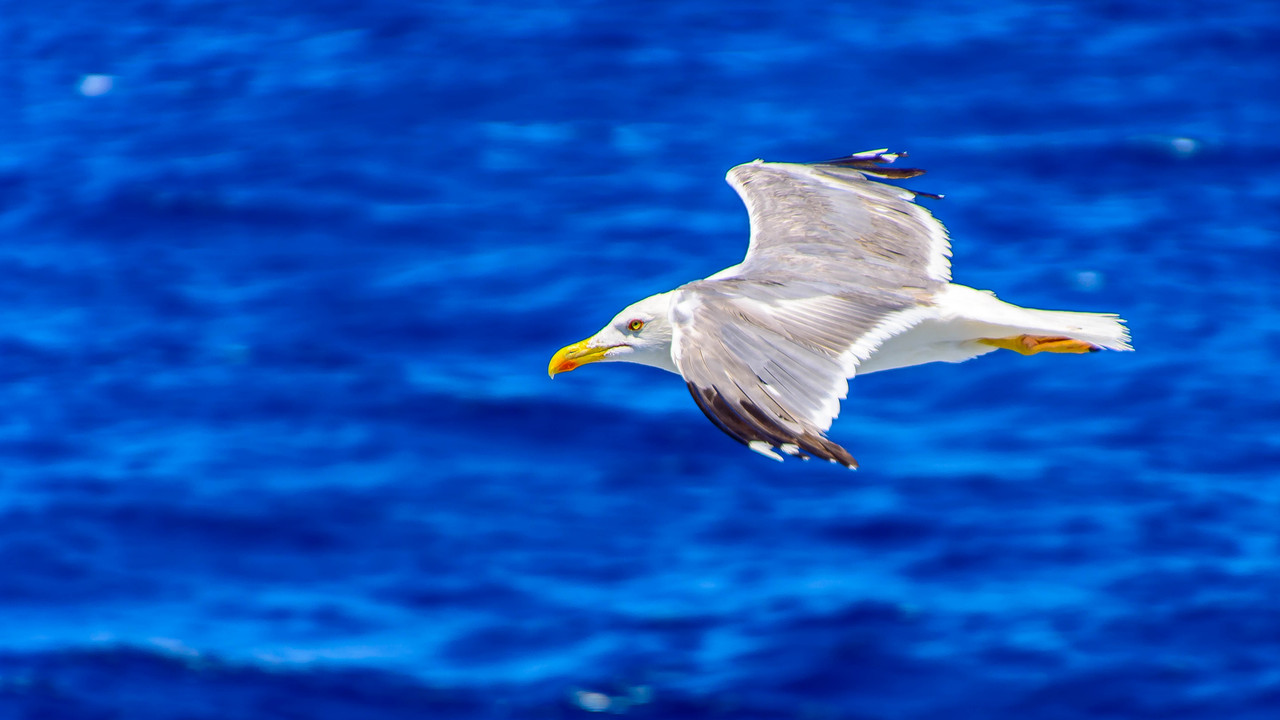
[855,315,999,374]
[854,284,1031,375]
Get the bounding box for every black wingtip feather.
[814,149,926,179]
[686,382,859,469]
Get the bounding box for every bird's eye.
[627,319,645,332]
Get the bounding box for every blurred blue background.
[2,1,1278,718]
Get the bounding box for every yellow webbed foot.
[978,335,1100,356]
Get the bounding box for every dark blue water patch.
[722,601,989,718]
[441,621,597,667]
[804,512,944,550]
[0,647,490,720]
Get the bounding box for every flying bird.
[548,150,1131,468]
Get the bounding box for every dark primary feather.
[685,382,858,468]
[817,151,927,179]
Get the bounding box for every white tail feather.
[940,284,1133,351]
[1016,307,1132,351]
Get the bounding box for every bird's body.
[549,150,1131,468]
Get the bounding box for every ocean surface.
[2,1,1279,718]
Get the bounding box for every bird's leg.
[978,335,1100,355]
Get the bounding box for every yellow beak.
[548,338,612,377]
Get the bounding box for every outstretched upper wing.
[670,151,950,467]
[727,149,951,287]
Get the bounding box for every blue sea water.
[2,0,1279,717]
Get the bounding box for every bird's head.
[548,291,678,377]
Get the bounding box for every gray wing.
[727,149,951,286]
[670,151,951,467]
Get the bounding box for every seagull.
[548,150,1131,468]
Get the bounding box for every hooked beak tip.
[548,338,610,378]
